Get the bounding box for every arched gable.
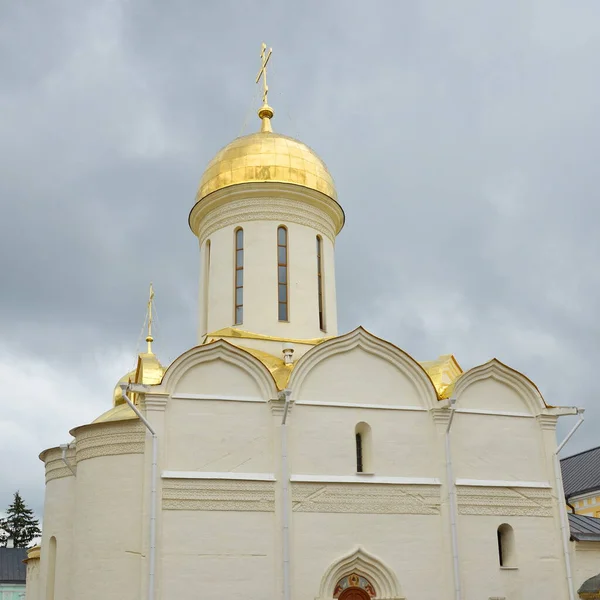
[288,327,438,409]
[160,340,278,400]
[452,358,547,414]
[317,546,405,600]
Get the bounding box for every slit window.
[277,226,288,321]
[317,235,325,331]
[234,228,243,324]
[355,422,372,473]
[356,433,364,472]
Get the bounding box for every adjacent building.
[562,446,600,516]
[0,545,27,599]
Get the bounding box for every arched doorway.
[338,588,370,600]
[317,547,406,600]
[334,573,376,600]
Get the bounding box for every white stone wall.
[571,541,600,593]
[38,447,76,600]
[35,328,600,600]
[69,423,145,600]
[24,558,39,600]
[200,219,337,341]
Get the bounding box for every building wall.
[38,447,76,600]
[0,584,26,599]
[571,541,600,592]
[69,422,145,600]
[571,492,600,517]
[35,330,600,599]
[24,561,39,600]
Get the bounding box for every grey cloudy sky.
[1,0,599,516]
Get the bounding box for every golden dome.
[113,370,136,407]
[196,131,337,202]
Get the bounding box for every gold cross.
[255,42,272,106]
[146,282,154,353]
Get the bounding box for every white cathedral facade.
[25,54,600,600]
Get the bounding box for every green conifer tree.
[0,491,41,547]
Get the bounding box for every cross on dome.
[255,42,274,132]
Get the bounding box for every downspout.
[444,398,461,600]
[554,409,584,600]
[59,443,76,477]
[121,384,158,600]
[281,388,292,600]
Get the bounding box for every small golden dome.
[113,370,136,407]
[196,131,337,202]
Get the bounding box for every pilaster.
[430,406,457,600]
[139,393,168,600]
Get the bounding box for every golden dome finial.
[146,282,155,354]
[255,42,274,132]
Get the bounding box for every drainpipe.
[444,398,461,600]
[59,443,76,477]
[121,384,157,600]
[554,409,584,600]
[281,389,292,600]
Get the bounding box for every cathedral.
[25,47,600,600]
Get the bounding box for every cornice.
[43,447,76,483]
[74,421,146,463]
[191,183,343,243]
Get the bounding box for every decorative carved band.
[75,421,146,463]
[198,196,337,243]
[291,483,441,515]
[457,485,553,517]
[162,478,275,512]
[44,447,76,483]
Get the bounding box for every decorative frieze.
[162,478,275,512]
[198,196,337,243]
[74,421,146,463]
[291,482,441,515]
[44,447,76,483]
[456,485,553,517]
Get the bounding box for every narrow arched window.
[356,432,364,472]
[277,226,288,321]
[46,536,57,600]
[497,523,516,567]
[234,228,243,324]
[316,235,325,331]
[355,422,372,473]
[203,239,211,333]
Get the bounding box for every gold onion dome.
[196,127,337,203]
[191,44,343,234]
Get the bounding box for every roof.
[0,547,27,584]
[561,445,600,498]
[569,513,600,542]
